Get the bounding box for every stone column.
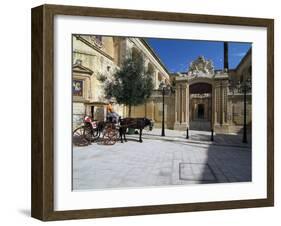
[184,83,189,126]
[221,82,225,124]
[174,84,178,123]
[155,69,159,89]
[214,73,229,133]
[174,77,189,130]
[182,85,185,123]
[222,80,229,124]
[213,82,218,125]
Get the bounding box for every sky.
[146,38,251,73]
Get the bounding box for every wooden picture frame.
[31,4,274,221]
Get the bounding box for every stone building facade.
[72,35,170,128]
[72,35,251,134]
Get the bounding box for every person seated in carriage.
[106,101,120,124]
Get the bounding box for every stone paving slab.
[179,163,217,182]
[73,132,252,190]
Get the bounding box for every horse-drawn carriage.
[73,115,153,146]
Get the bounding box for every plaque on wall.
[72,79,83,97]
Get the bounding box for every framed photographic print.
[31,4,274,221]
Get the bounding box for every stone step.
[190,121,211,131]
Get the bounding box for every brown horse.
[119,117,153,143]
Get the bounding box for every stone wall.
[73,102,86,129]
[228,94,252,126]
[127,92,175,129]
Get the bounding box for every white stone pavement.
[73,129,251,190]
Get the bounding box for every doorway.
[197,104,204,120]
[189,82,212,131]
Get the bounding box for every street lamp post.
[242,83,247,143]
[238,77,251,143]
[161,86,165,136]
[159,82,171,137]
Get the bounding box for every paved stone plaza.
[73,129,251,190]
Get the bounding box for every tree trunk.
[128,105,132,117]
[145,102,147,117]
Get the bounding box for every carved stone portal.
[188,56,214,76]
[174,56,230,132]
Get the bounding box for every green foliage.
[103,54,154,115]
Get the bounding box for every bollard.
[211,129,214,141]
[186,127,189,139]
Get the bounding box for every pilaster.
[174,77,189,130]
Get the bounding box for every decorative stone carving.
[90,35,103,48]
[190,93,211,98]
[188,56,214,76]
[72,59,93,75]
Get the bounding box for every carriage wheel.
[92,128,100,141]
[84,124,100,142]
[83,124,93,142]
[102,127,118,145]
[73,126,90,146]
